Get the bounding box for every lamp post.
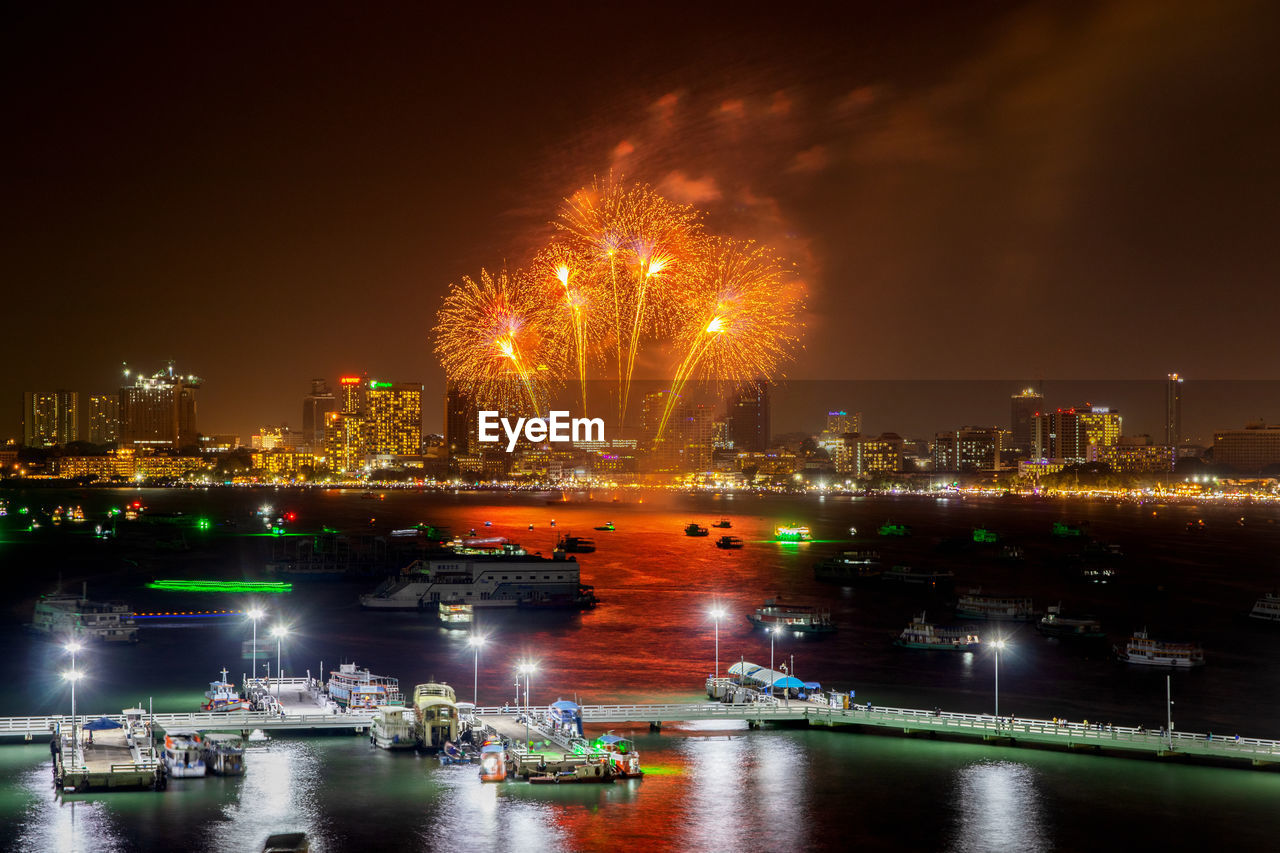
[993,639,1007,721]
[769,626,779,699]
[247,608,264,679]
[271,625,288,698]
[517,663,534,747]
[467,635,486,705]
[63,670,83,764]
[709,607,726,683]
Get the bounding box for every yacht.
[413,682,459,750]
[955,590,1036,621]
[1037,605,1105,639]
[746,601,835,636]
[371,705,418,750]
[326,663,404,709]
[1115,630,1205,667]
[163,730,206,778]
[1249,592,1280,622]
[201,733,246,775]
[30,583,138,643]
[359,542,597,611]
[894,613,980,651]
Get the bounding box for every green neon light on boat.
[146,580,292,593]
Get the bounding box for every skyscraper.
[22,390,78,446]
[727,380,770,453]
[1166,373,1183,447]
[444,381,478,460]
[119,366,200,450]
[339,375,367,415]
[366,380,423,456]
[302,379,337,448]
[1010,388,1043,452]
[1032,405,1121,463]
[85,394,120,444]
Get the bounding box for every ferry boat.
[203,669,251,712]
[814,550,882,584]
[894,613,980,652]
[712,518,732,529]
[555,535,596,553]
[684,523,709,537]
[955,590,1036,621]
[358,541,597,611]
[880,565,954,589]
[201,732,246,775]
[714,536,743,549]
[479,740,508,782]
[371,705,418,750]
[30,584,138,643]
[1037,605,1105,639]
[1249,592,1280,622]
[774,524,811,542]
[593,522,615,531]
[413,682,459,749]
[592,734,643,778]
[1115,630,1205,667]
[326,663,404,709]
[746,600,835,636]
[163,730,206,778]
[438,602,473,625]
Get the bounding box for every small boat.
[814,551,882,584]
[592,734,643,778]
[371,705,418,750]
[529,762,615,784]
[1249,592,1280,622]
[684,523,709,537]
[440,741,473,765]
[1037,604,1105,639]
[528,523,535,531]
[1077,567,1117,585]
[262,833,310,853]
[955,590,1036,621]
[712,518,732,529]
[1051,521,1086,538]
[746,600,835,635]
[484,520,493,527]
[593,522,615,531]
[163,730,206,778]
[1115,630,1205,667]
[550,519,557,527]
[438,602,473,625]
[775,524,811,542]
[201,732,246,775]
[972,528,999,544]
[413,682,459,750]
[556,535,596,553]
[880,565,954,589]
[894,613,980,651]
[479,740,508,782]
[715,536,743,549]
[998,544,1025,562]
[878,522,911,537]
[203,668,251,712]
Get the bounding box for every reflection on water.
[14,779,128,853]
[219,742,324,850]
[949,760,1048,853]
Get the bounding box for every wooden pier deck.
[54,725,159,793]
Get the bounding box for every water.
[1,487,1279,851]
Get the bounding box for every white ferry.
[1115,630,1205,667]
[1249,592,1280,622]
[358,541,597,611]
[413,682,458,750]
[955,590,1036,621]
[371,705,418,750]
[163,730,206,778]
[30,583,138,643]
[894,613,981,651]
[326,662,403,709]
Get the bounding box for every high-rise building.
[1213,423,1280,473]
[338,375,367,415]
[1032,405,1121,463]
[367,380,423,457]
[727,380,769,453]
[119,366,201,450]
[22,390,78,447]
[444,381,479,460]
[1010,388,1043,452]
[819,409,862,469]
[1166,373,1183,447]
[934,427,1005,472]
[85,394,120,444]
[325,411,366,475]
[302,380,337,448]
[684,404,715,471]
[849,432,905,477]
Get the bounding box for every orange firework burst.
[432,268,561,415]
[554,177,703,423]
[656,237,804,439]
[531,241,607,415]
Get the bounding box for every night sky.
[4,1,1278,440]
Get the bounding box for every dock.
[53,719,159,793]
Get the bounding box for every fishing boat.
[163,730,206,778]
[1115,630,1205,667]
[1248,592,1280,622]
[880,565,954,589]
[1037,605,1105,639]
[592,734,643,778]
[593,522,615,531]
[203,669,251,712]
[326,663,404,709]
[438,602,473,625]
[30,583,138,643]
[955,590,1036,621]
[712,518,732,529]
[972,527,999,544]
[775,524,811,542]
[201,732,246,775]
[684,523,709,537]
[746,600,835,635]
[371,705,418,750]
[555,535,596,553]
[413,682,458,750]
[529,762,615,784]
[439,741,473,765]
[715,536,743,549]
[813,550,882,584]
[894,613,981,651]
[479,740,508,782]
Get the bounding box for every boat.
[998,544,1025,562]
[413,682,459,749]
[371,705,418,750]
[712,518,732,529]
[529,762,615,784]
[593,522,615,531]
[438,602,473,625]
[774,524,811,542]
[1114,630,1205,667]
[1037,604,1105,639]
[813,550,882,584]
[30,583,138,643]
[163,730,206,778]
[592,734,643,778]
[262,833,310,853]
[685,523,709,537]
[201,732,246,775]
[1077,567,1117,585]
[880,565,954,589]
[878,522,911,537]
[955,590,1036,621]
[1051,521,1086,538]
[439,741,473,765]
[359,541,597,611]
[556,535,596,553]
[894,613,981,651]
[203,668,251,712]
[1249,592,1280,622]
[746,600,835,635]
[714,536,743,549]
[326,663,404,709]
[479,740,508,782]
[972,528,999,544]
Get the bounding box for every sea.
[0,485,1278,852]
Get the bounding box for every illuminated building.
[1101,443,1176,473]
[1033,405,1121,463]
[252,425,304,451]
[1213,423,1280,473]
[134,454,209,479]
[252,450,319,477]
[56,453,135,481]
[642,390,684,471]
[819,410,862,472]
[339,375,367,415]
[850,433,905,477]
[934,427,1005,472]
[22,390,78,447]
[444,381,479,460]
[119,365,201,450]
[1010,388,1043,452]
[1166,373,1183,447]
[303,379,337,448]
[325,411,367,475]
[367,381,423,457]
[85,394,119,444]
[200,434,240,453]
[727,381,770,453]
[684,404,715,471]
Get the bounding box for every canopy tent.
[727,662,803,690]
[802,681,821,690]
[547,699,583,736]
[594,734,635,749]
[84,716,123,731]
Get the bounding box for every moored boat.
[593,734,643,778]
[413,682,458,749]
[593,522,615,531]
[814,550,882,584]
[371,705,418,750]
[684,523,709,537]
[30,583,138,643]
[326,662,404,709]
[714,536,743,549]
[201,732,246,775]
[203,669,251,712]
[894,613,980,651]
[479,740,508,782]
[1115,630,1205,667]
[556,535,596,553]
[529,762,615,784]
[438,602,473,625]
[775,524,811,542]
[712,518,732,529]
[955,590,1036,621]
[1249,592,1280,622]
[1037,605,1105,639]
[880,565,954,589]
[163,730,206,778]
[746,600,835,635]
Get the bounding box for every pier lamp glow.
[247,608,265,677]
[516,663,535,746]
[62,669,83,763]
[467,635,486,705]
[993,638,1007,719]
[270,625,289,697]
[769,626,780,699]
[709,607,727,681]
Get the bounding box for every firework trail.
[532,242,601,415]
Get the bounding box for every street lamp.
[516,663,535,746]
[63,670,83,764]
[271,625,288,698]
[247,608,265,679]
[467,635,486,705]
[993,638,1007,720]
[709,607,727,682]
[769,626,780,699]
